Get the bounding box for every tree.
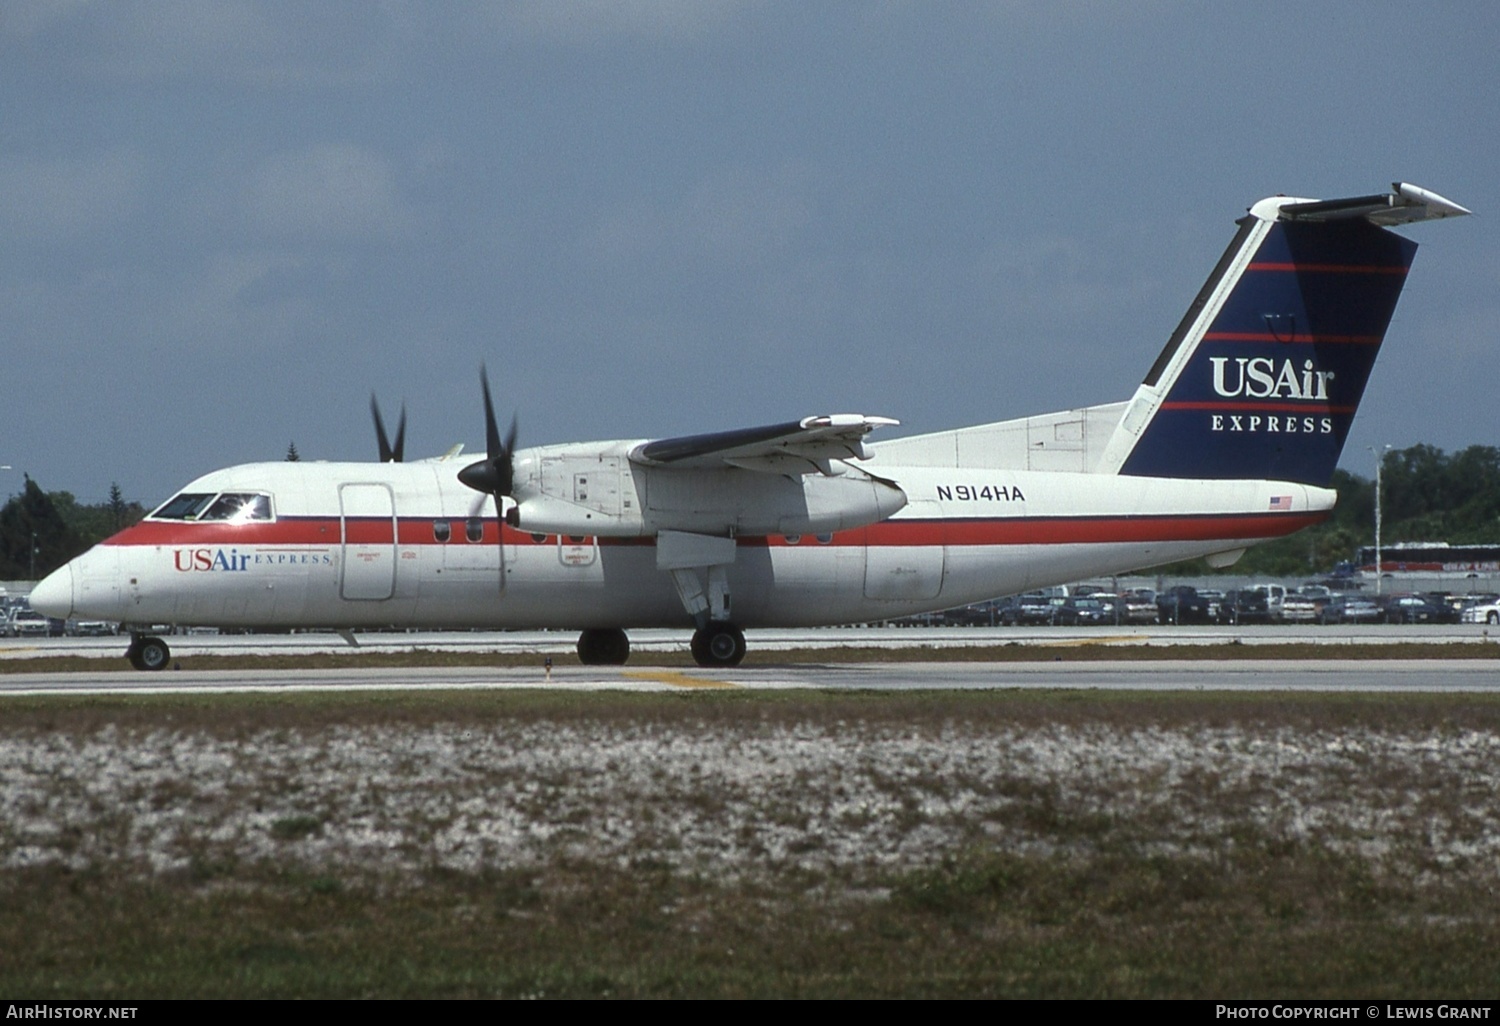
[286,442,300,462]
[0,475,84,580]
[108,482,128,529]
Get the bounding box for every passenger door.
[340,483,396,601]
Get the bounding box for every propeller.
[457,365,518,507]
[370,394,407,463]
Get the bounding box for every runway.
[3,625,1499,696]
[5,622,1500,659]
[5,658,1500,697]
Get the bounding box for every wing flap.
[631,414,899,471]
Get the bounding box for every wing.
[629,414,899,475]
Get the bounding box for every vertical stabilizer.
[1098,183,1467,485]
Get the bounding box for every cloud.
[241,144,415,241]
[0,149,148,239]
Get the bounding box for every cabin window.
[816,533,833,545]
[783,535,802,545]
[433,520,451,543]
[466,518,485,543]
[531,533,547,544]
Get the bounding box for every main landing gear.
[573,623,747,668]
[577,628,631,665]
[126,634,171,672]
[689,622,746,667]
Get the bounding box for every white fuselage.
[36,457,1332,631]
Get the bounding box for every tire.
[1489,611,1499,626]
[691,622,746,668]
[128,636,171,672]
[576,628,630,665]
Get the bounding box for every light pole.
[1370,445,1392,596]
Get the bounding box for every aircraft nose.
[30,562,75,619]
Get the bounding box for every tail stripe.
[1203,332,1382,345]
[1246,262,1409,274]
[1110,206,1423,485]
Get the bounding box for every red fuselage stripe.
[103,511,1324,550]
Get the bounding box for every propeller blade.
[480,364,502,463]
[454,365,520,594]
[458,364,518,500]
[370,395,407,463]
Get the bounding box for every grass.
[4,689,1500,997]
[6,838,1498,997]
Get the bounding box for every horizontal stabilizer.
[1264,182,1471,226]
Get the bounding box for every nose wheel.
[126,635,171,672]
[690,622,745,667]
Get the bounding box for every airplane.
[30,181,1469,671]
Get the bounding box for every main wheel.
[577,628,630,665]
[690,622,745,667]
[127,635,171,672]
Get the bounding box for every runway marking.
[1038,634,1138,647]
[624,670,737,690]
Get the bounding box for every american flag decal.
[1269,495,1292,511]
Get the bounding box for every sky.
[3,0,1497,506]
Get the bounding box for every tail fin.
[1099,182,1468,485]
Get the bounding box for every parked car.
[1460,596,1500,625]
[1319,594,1384,624]
[7,607,53,637]
[1290,585,1333,620]
[1054,596,1120,626]
[1246,583,1289,622]
[1009,592,1062,625]
[1156,585,1213,625]
[1217,589,1272,625]
[1196,589,1226,621]
[1381,593,1460,625]
[66,617,118,637]
[1280,591,1322,623]
[1117,591,1159,624]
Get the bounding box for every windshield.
[151,493,215,519]
[151,491,273,522]
[199,493,273,522]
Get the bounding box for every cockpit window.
[200,493,273,522]
[151,493,216,520]
[150,491,273,522]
